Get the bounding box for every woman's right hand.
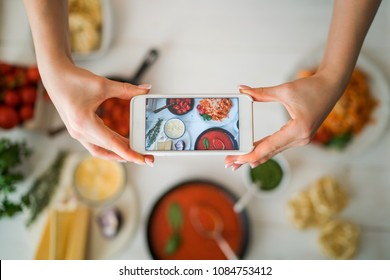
[43,63,154,166]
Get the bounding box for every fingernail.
[238,85,251,90]
[225,162,233,168]
[231,165,240,171]
[145,158,154,167]
[138,84,152,90]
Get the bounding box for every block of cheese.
[157,140,172,151]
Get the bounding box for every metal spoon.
[233,182,261,213]
[190,204,238,260]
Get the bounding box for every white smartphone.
[130,94,254,155]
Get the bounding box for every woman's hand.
[43,62,154,165]
[225,72,344,170]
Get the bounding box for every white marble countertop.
[0,0,389,260]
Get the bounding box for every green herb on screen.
[146,118,163,148]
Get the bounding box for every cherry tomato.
[26,66,40,83]
[19,105,34,121]
[20,86,37,105]
[0,105,19,129]
[313,130,332,144]
[0,63,13,74]
[3,90,21,107]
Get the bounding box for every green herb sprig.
[146,118,163,148]
[22,151,67,226]
[0,139,31,218]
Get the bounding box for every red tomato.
[14,68,27,87]
[5,74,18,89]
[0,63,13,74]
[0,105,19,129]
[3,90,21,107]
[312,130,332,144]
[116,123,129,137]
[20,86,37,105]
[26,66,40,83]
[19,105,34,121]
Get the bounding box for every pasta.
[287,177,359,259]
[287,177,349,229]
[197,98,233,121]
[68,0,102,53]
[298,68,378,145]
[318,219,360,260]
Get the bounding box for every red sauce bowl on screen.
[166,98,194,115]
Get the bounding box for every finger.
[234,122,298,164]
[224,155,239,167]
[239,84,281,103]
[79,140,126,162]
[105,79,152,100]
[86,117,147,164]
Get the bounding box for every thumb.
[239,84,281,102]
[105,79,152,100]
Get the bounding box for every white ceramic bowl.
[163,118,186,140]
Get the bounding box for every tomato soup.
[195,128,238,150]
[147,181,249,260]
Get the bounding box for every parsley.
[0,138,31,219]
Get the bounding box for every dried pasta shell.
[287,191,315,229]
[69,13,100,53]
[309,177,349,223]
[318,219,360,260]
[69,0,102,27]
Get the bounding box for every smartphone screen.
[145,97,240,151]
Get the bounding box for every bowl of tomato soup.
[195,128,238,150]
[147,180,250,260]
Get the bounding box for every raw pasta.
[68,0,102,53]
[318,219,360,260]
[287,177,348,229]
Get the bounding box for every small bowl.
[164,118,186,139]
[166,98,194,115]
[73,155,126,207]
[241,154,290,199]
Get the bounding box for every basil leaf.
[203,138,210,149]
[168,202,183,230]
[326,132,352,150]
[201,114,212,121]
[164,233,181,255]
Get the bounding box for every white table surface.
[1,0,389,260]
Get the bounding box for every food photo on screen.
[145,98,239,151]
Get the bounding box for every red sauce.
[147,182,247,260]
[196,129,236,150]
